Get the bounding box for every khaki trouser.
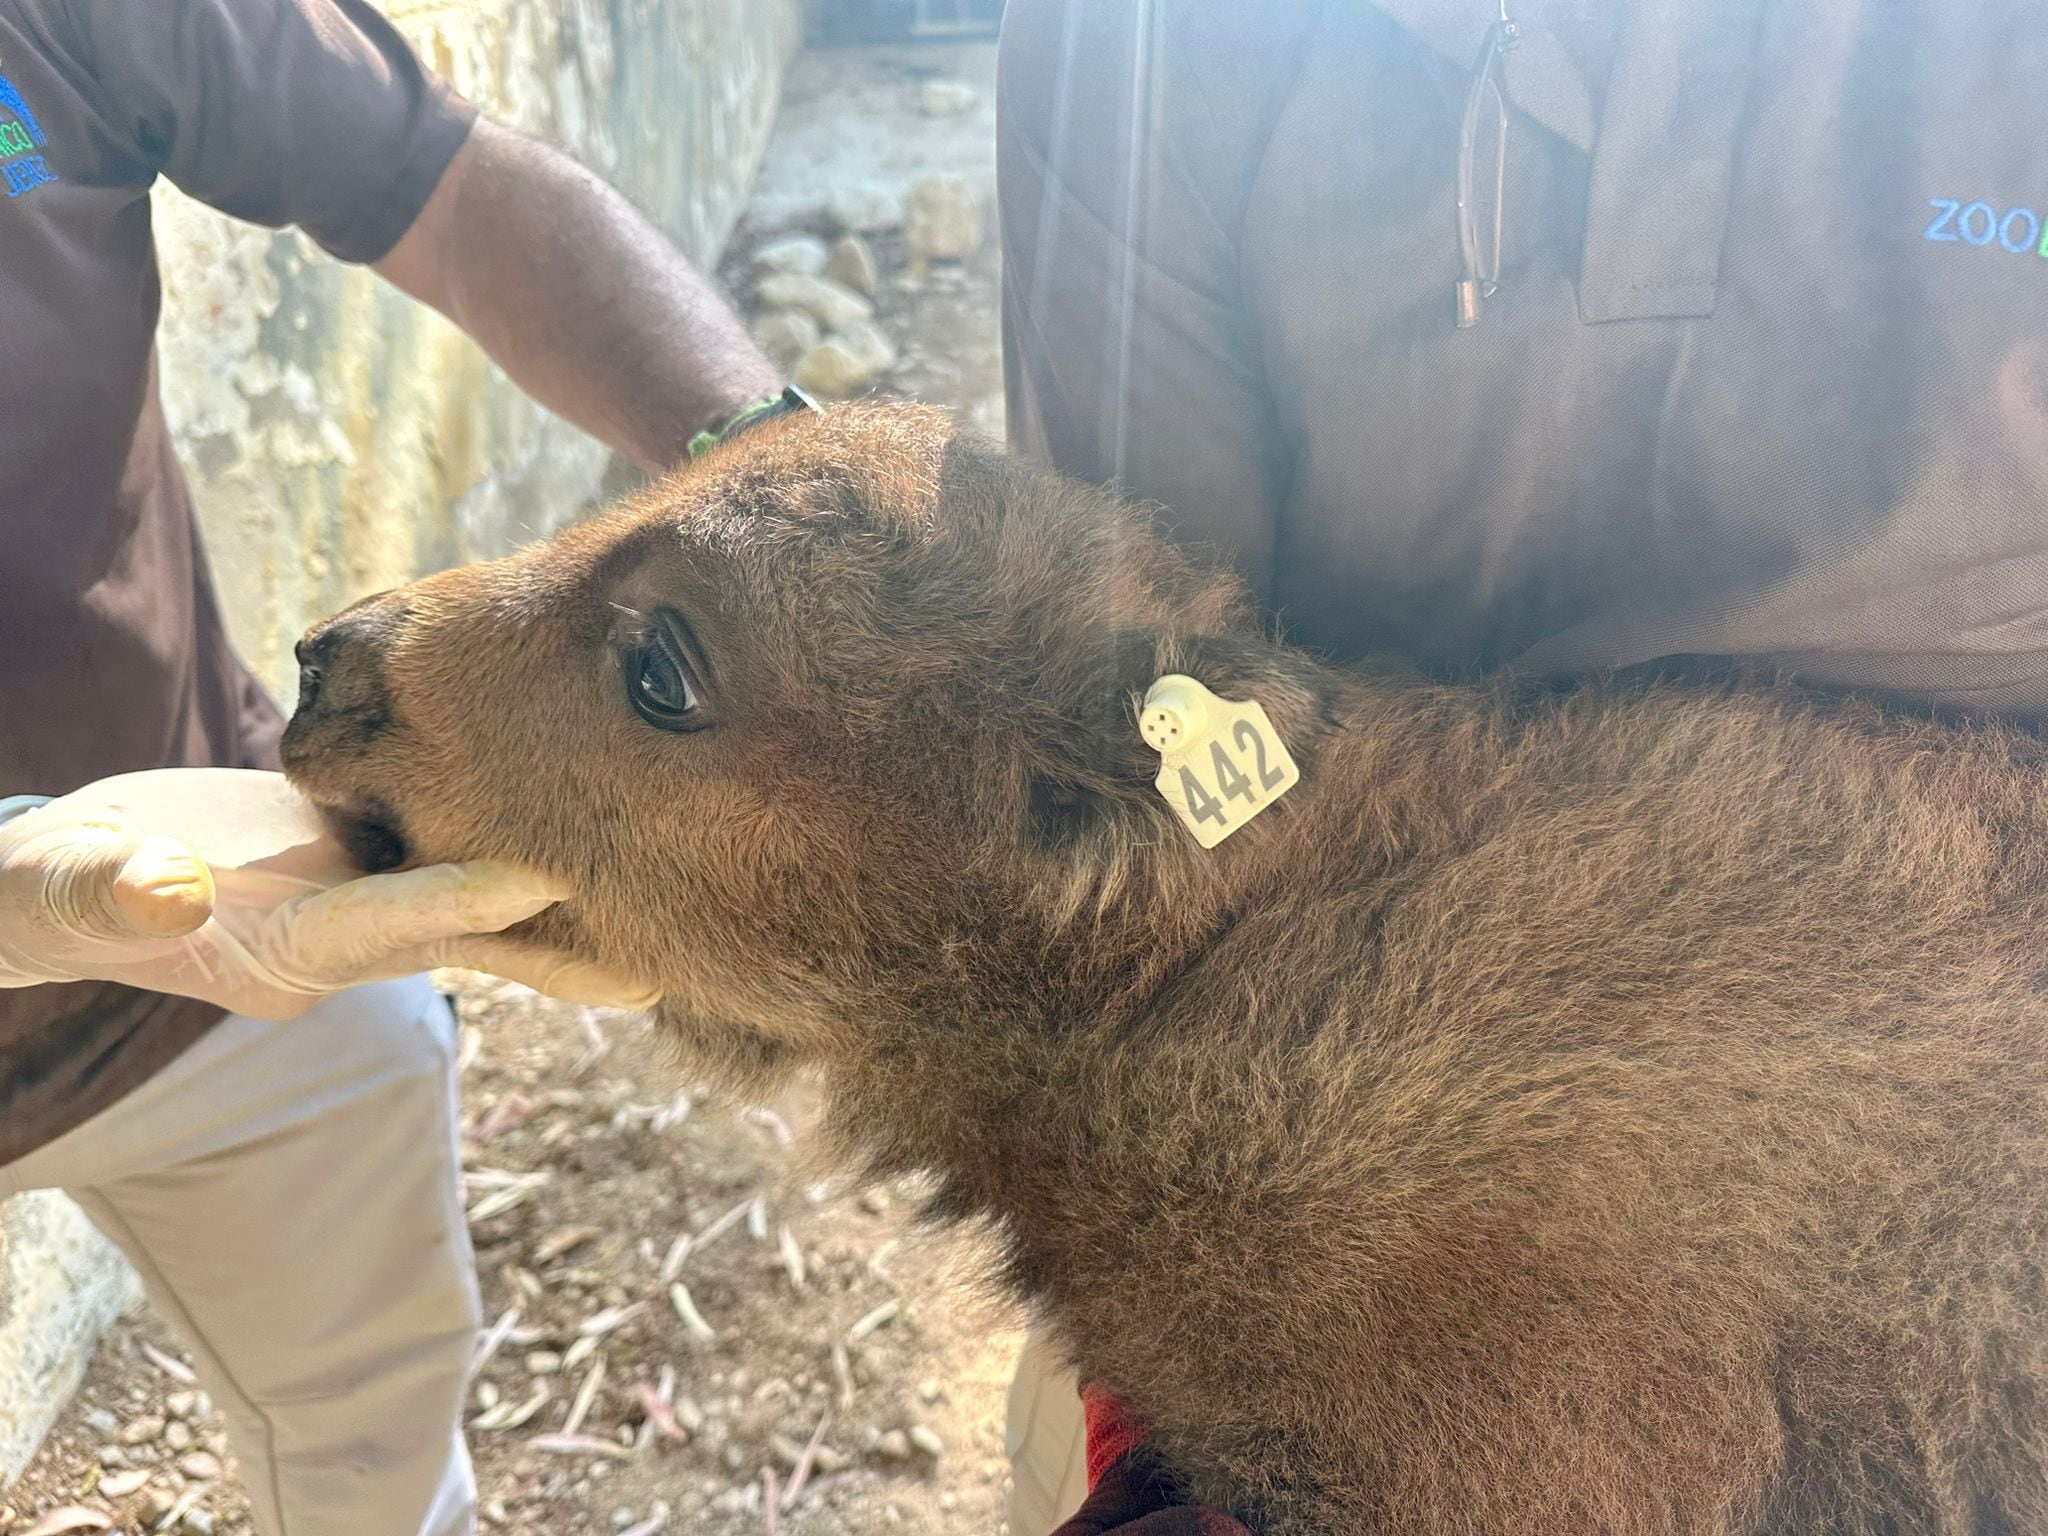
[0,977,479,1536]
[1004,1326,1089,1534]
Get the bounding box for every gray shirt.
[998,0,2048,717]
[0,0,472,1166]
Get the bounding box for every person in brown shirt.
[993,0,2048,1529]
[0,2,779,1529]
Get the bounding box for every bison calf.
[282,402,2048,1535]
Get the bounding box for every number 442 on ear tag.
[1138,675,1300,848]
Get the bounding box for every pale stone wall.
[1,0,800,1487]
[0,1196,143,1483]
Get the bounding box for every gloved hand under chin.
[0,768,655,1019]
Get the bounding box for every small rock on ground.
[827,181,904,234]
[794,319,899,399]
[826,233,880,297]
[754,271,874,331]
[751,234,830,278]
[920,80,978,117]
[905,176,983,265]
[750,309,821,373]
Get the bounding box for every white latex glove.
[0,768,655,1019]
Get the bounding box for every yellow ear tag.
[1139,675,1300,848]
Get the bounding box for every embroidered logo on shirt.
[0,71,57,200]
[1925,198,2046,257]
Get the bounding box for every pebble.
[825,234,880,297]
[858,1188,890,1215]
[101,1469,152,1497]
[751,234,829,278]
[909,1424,945,1460]
[874,1428,912,1463]
[769,1429,844,1473]
[144,1488,178,1522]
[83,1409,119,1436]
[751,310,821,373]
[755,272,873,332]
[526,1351,563,1376]
[166,1420,194,1451]
[827,183,904,234]
[181,1510,216,1535]
[180,1450,223,1481]
[905,176,983,264]
[920,79,978,117]
[121,1414,166,1446]
[165,1391,203,1422]
[710,1483,760,1516]
[98,1445,128,1469]
[534,1225,603,1266]
[794,321,899,400]
[918,1378,943,1404]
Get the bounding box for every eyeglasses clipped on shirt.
[1455,6,1518,330]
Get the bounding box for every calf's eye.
[626,626,704,731]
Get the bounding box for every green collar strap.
[687,384,822,461]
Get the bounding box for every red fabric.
[1081,1383,1150,1493]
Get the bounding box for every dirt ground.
[2,38,1029,1536]
[3,986,1027,1536]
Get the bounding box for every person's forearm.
[376,119,782,475]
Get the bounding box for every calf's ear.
[1020,628,1167,850]
[1021,630,1338,851]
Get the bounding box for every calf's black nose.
[288,592,404,737]
[293,633,327,714]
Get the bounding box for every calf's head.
[283,403,1319,1086]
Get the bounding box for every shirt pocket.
[1574,0,1767,323]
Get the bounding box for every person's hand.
[1051,1387,1251,1536]
[1051,1451,1252,1535]
[0,768,655,1019]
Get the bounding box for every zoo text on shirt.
[1924,197,2048,256]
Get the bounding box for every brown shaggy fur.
[283,403,2048,1535]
